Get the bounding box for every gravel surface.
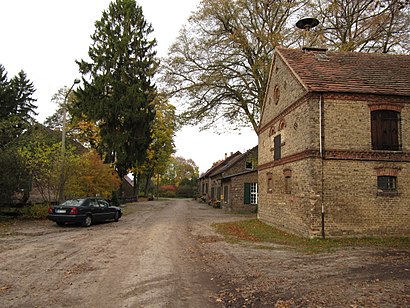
[0,199,409,307]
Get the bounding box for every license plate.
[55,209,66,214]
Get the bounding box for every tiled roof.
[200,151,242,178]
[276,47,410,96]
[209,152,244,177]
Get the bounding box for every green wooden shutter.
[244,183,251,204]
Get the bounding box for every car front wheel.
[82,215,92,227]
[114,211,119,222]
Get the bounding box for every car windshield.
[60,199,85,207]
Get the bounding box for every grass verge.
[213,219,410,253]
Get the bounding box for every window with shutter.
[244,183,251,204]
[371,110,400,150]
[274,134,281,160]
[244,183,257,205]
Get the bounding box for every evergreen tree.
[75,0,157,178]
[10,70,37,123]
[0,65,37,203]
[0,67,37,148]
[0,65,14,121]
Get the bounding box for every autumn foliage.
[65,150,121,199]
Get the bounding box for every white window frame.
[250,183,258,204]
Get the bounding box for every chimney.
[224,153,227,160]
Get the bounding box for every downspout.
[319,94,325,239]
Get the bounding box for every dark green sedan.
[48,197,122,227]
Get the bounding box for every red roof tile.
[276,47,410,96]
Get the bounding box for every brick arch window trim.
[283,168,292,178]
[269,126,276,137]
[278,118,286,131]
[368,103,404,112]
[375,166,401,177]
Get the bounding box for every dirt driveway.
[0,199,409,307]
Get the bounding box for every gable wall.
[258,53,322,237]
[260,54,307,129]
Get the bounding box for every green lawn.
[213,219,410,253]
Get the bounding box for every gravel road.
[0,199,409,307]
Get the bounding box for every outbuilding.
[258,47,410,238]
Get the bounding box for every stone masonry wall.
[324,97,410,151]
[323,160,410,237]
[260,53,307,129]
[227,171,258,212]
[321,97,410,236]
[259,53,410,238]
[258,158,323,238]
[258,53,322,237]
[222,147,258,212]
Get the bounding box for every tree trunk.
[144,170,154,197]
[133,172,138,201]
[135,172,141,202]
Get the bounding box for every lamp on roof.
[296,17,319,48]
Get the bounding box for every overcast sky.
[0,0,257,173]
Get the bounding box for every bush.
[20,203,50,219]
[175,185,196,198]
[160,190,176,198]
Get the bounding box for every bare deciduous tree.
[161,0,307,133]
[162,0,409,134]
[307,0,410,53]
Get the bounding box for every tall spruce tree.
[75,0,157,177]
[0,66,37,148]
[0,65,37,203]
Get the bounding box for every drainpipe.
[319,94,325,239]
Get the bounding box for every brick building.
[258,47,410,238]
[199,147,258,212]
